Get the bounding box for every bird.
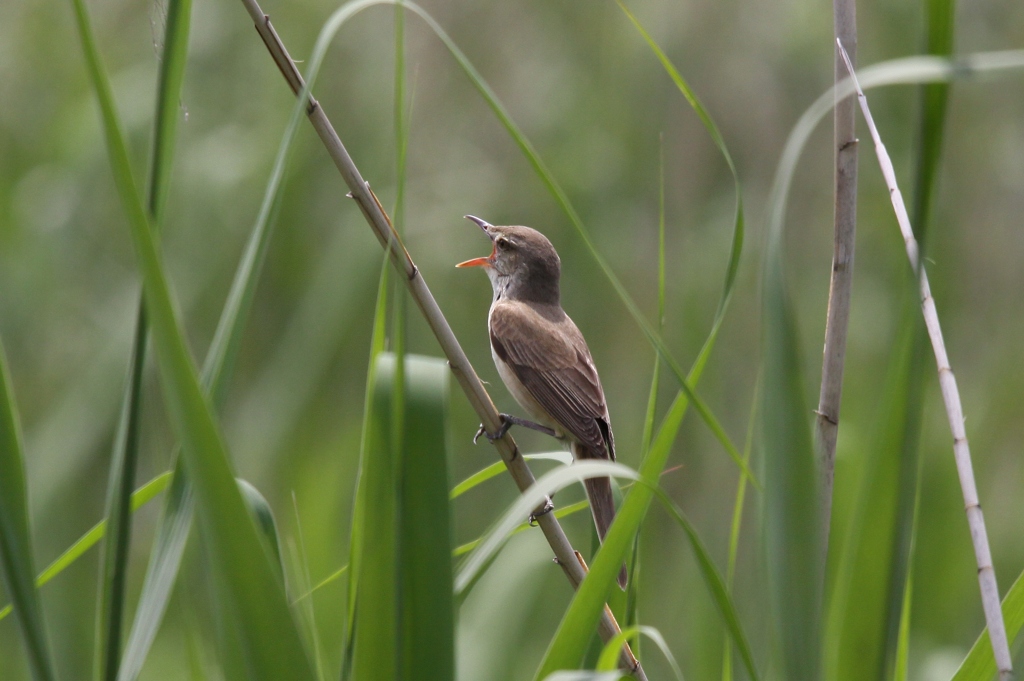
[456,215,626,589]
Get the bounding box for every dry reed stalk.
[817,0,859,554]
[839,41,1013,681]
[235,1,646,677]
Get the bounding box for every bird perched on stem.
[457,215,626,589]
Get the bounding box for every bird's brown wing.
[489,301,614,460]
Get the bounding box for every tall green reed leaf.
[68,0,316,676]
[761,192,821,681]
[341,252,391,681]
[826,322,923,681]
[349,353,452,681]
[0,340,56,681]
[398,356,452,681]
[95,1,193,677]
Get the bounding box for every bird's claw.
[472,415,513,444]
[528,497,555,526]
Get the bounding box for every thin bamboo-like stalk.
[838,42,1013,681]
[816,0,858,553]
[235,2,645,677]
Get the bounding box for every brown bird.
[457,215,626,589]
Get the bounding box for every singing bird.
[457,215,626,589]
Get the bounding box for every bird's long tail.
[575,444,627,590]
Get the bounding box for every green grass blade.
[340,253,391,681]
[532,387,690,678]
[399,356,453,681]
[118,458,192,681]
[455,461,641,595]
[450,453,572,499]
[722,380,758,681]
[95,307,147,681]
[97,0,192,673]
[596,625,683,681]
[951,568,1024,681]
[0,339,57,681]
[649,489,760,681]
[540,673,620,681]
[69,0,315,675]
[349,352,403,681]
[912,0,956,249]
[826,320,925,681]
[0,471,172,625]
[237,480,285,586]
[761,206,821,681]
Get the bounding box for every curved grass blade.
[455,460,641,593]
[0,471,171,625]
[69,0,315,675]
[237,479,285,586]
[450,453,572,499]
[0,340,56,681]
[596,625,683,681]
[766,51,1024,272]
[541,673,620,681]
[532,389,696,678]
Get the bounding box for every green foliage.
[348,353,453,681]
[6,0,1024,678]
[0,341,56,680]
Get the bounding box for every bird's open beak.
[457,215,497,268]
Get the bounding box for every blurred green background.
[1,0,1024,679]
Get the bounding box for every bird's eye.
[496,236,511,250]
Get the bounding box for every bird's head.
[457,216,561,304]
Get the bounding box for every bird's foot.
[528,497,555,526]
[472,413,555,444]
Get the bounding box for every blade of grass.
[340,251,391,681]
[649,488,760,681]
[826,322,924,681]
[455,461,642,594]
[530,9,750,670]
[951,568,1024,681]
[450,453,572,499]
[95,0,191,676]
[350,353,453,681]
[596,625,683,681]
[0,471,172,625]
[722,378,758,681]
[762,164,822,681]
[534,387,738,678]
[69,0,316,675]
[398,356,453,681]
[0,339,57,681]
